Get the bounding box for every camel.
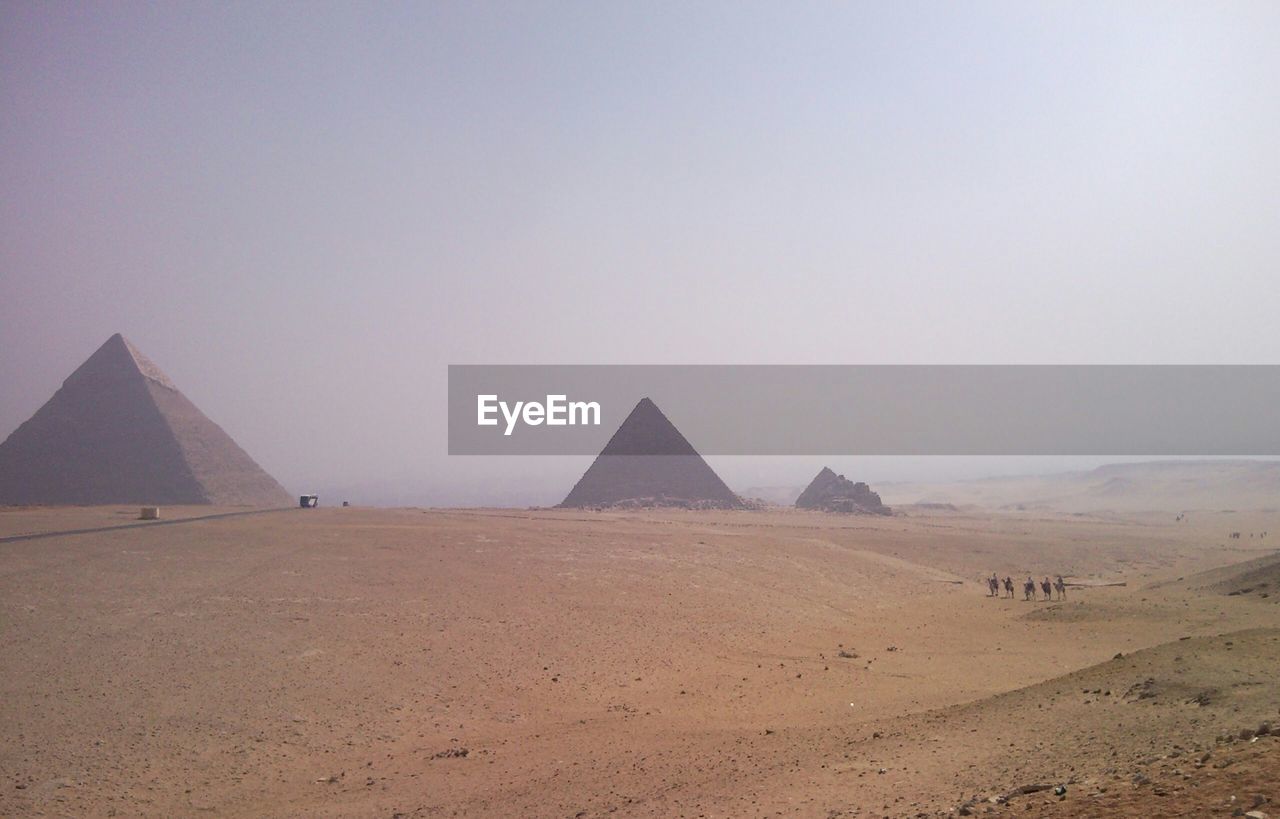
[1003,576,1014,598]
[1024,577,1036,601]
[1041,577,1052,601]
[988,574,1000,597]
[1054,575,1066,600]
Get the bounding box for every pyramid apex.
[629,397,662,415]
[96,332,130,353]
[116,335,178,391]
[599,397,696,456]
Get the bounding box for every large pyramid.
[559,397,743,509]
[0,334,291,506]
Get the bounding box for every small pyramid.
[0,334,291,506]
[559,398,743,509]
[795,467,890,515]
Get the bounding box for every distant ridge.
[559,398,743,509]
[880,459,1280,513]
[0,334,291,506]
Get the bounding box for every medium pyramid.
[559,398,743,509]
[0,334,291,506]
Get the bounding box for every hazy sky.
[3,2,1279,504]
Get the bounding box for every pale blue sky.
[3,2,1278,503]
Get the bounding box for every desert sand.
[1,504,1278,817]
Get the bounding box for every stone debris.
[432,747,469,759]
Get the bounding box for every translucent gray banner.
[448,365,1280,455]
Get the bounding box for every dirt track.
[1,506,1277,817]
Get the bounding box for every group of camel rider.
[987,573,1065,601]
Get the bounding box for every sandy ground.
[1,506,1277,817]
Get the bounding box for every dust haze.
[4,3,1280,503]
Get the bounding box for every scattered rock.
[433,748,469,759]
[1004,783,1054,799]
[1189,690,1216,706]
